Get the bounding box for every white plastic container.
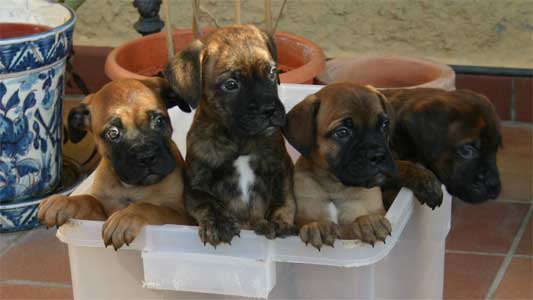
[57,84,452,300]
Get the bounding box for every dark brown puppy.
[382,88,502,204]
[38,78,191,250]
[165,25,295,247]
[283,83,398,249]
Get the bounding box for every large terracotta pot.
[0,0,76,232]
[105,29,325,84]
[317,56,455,91]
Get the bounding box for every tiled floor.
[1,124,531,300]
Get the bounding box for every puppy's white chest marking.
[327,202,338,223]
[234,155,255,204]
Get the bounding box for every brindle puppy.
[165,25,295,247]
[38,78,191,250]
[382,88,502,204]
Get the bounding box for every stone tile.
[516,217,533,256]
[444,253,503,300]
[0,230,29,255]
[493,257,533,299]
[0,227,71,284]
[497,126,533,203]
[446,200,529,253]
[0,284,72,300]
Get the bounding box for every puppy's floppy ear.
[141,77,192,112]
[282,94,321,156]
[164,39,204,109]
[67,98,91,144]
[366,85,395,138]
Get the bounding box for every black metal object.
[450,65,533,77]
[133,0,164,36]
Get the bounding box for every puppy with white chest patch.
[165,25,295,247]
[283,83,399,249]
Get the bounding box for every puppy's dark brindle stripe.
[165,25,295,246]
[383,88,502,204]
[38,78,192,250]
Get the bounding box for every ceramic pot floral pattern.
[0,1,75,232]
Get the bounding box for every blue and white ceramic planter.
[0,1,75,232]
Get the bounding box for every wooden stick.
[192,0,202,39]
[199,5,220,27]
[235,0,241,25]
[265,0,272,35]
[273,0,287,34]
[163,0,174,62]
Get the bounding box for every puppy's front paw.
[102,210,147,250]
[299,221,340,251]
[38,194,82,228]
[198,215,240,247]
[412,166,443,209]
[254,218,297,239]
[347,214,391,246]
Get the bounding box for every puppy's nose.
[137,151,158,166]
[367,149,386,165]
[132,143,159,166]
[260,105,276,118]
[485,174,501,197]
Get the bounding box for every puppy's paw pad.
[37,195,80,228]
[102,211,146,250]
[350,214,391,246]
[299,221,340,250]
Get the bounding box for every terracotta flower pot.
[105,29,325,84]
[317,56,455,91]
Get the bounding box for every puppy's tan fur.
[285,83,393,249]
[38,78,191,250]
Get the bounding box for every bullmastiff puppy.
[284,83,444,249]
[38,78,191,250]
[165,25,295,247]
[283,83,399,249]
[383,88,502,204]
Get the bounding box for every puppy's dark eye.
[457,143,479,159]
[268,66,278,81]
[333,126,351,140]
[153,115,166,129]
[221,78,240,92]
[379,118,389,133]
[106,127,120,141]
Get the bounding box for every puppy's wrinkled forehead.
[316,83,386,131]
[204,25,274,76]
[89,80,167,130]
[419,91,502,149]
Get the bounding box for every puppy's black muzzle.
[112,138,177,186]
[447,167,501,204]
[331,137,397,188]
[132,143,160,167]
[477,169,501,199]
[237,95,286,136]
